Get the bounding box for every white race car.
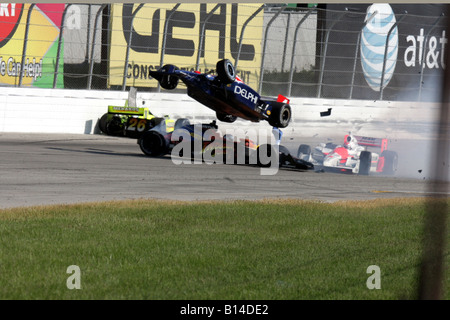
[297,134,398,175]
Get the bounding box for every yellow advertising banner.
[108,3,264,89]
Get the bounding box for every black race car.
[137,118,313,171]
[149,59,292,128]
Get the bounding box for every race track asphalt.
[0,132,445,209]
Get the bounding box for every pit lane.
[0,132,444,209]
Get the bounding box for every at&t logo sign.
[360,3,398,92]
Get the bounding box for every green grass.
[0,198,448,300]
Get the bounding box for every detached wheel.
[138,131,167,157]
[160,64,179,90]
[216,59,236,84]
[381,150,398,175]
[358,151,372,175]
[268,102,291,128]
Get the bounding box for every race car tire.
[216,59,236,84]
[268,102,291,128]
[98,113,109,134]
[206,147,228,165]
[358,151,372,176]
[297,144,312,161]
[216,112,237,123]
[381,150,398,175]
[138,131,168,157]
[255,144,279,168]
[160,64,179,90]
[106,115,125,136]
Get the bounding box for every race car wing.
[345,135,388,152]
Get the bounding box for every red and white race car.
[297,134,398,175]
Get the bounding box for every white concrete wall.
[0,87,127,134]
[0,87,441,140]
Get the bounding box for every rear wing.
[107,104,147,116]
[260,94,291,104]
[107,87,149,116]
[344,135,388,152]
[277,94,290,104]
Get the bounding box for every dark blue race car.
[149,59,292,128]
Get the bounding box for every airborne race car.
[149,59,292,128]
[137,118,313,171]
[296,134,398,175]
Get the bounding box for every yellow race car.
[98,89,175,138]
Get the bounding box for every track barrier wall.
[0,87,440,141]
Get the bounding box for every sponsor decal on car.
[234,85,258,104]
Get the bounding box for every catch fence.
[0,3,447,101]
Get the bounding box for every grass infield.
[0,197,448,300]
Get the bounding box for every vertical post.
[317,10,347,98]
[160,3,181,68]
[349,10,378,99]
[259,5,286,93]
[88,4,108,89]
[196,4,221,71]
[122,3,144,91]
[54,4,73,88]
[281,11,291,72]
[234,4,265,69]
[287,9,313,97]
[418,7,449,299]
[380,12,407,100]
[85,5,92,61]
[418,14,443,101]
[19,3,35,87]
[158,3,181,92]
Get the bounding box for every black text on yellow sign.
[109,3,264,88]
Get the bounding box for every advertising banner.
[108,3,264,89]
[322,3,448,101]
[0,3,65,88]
